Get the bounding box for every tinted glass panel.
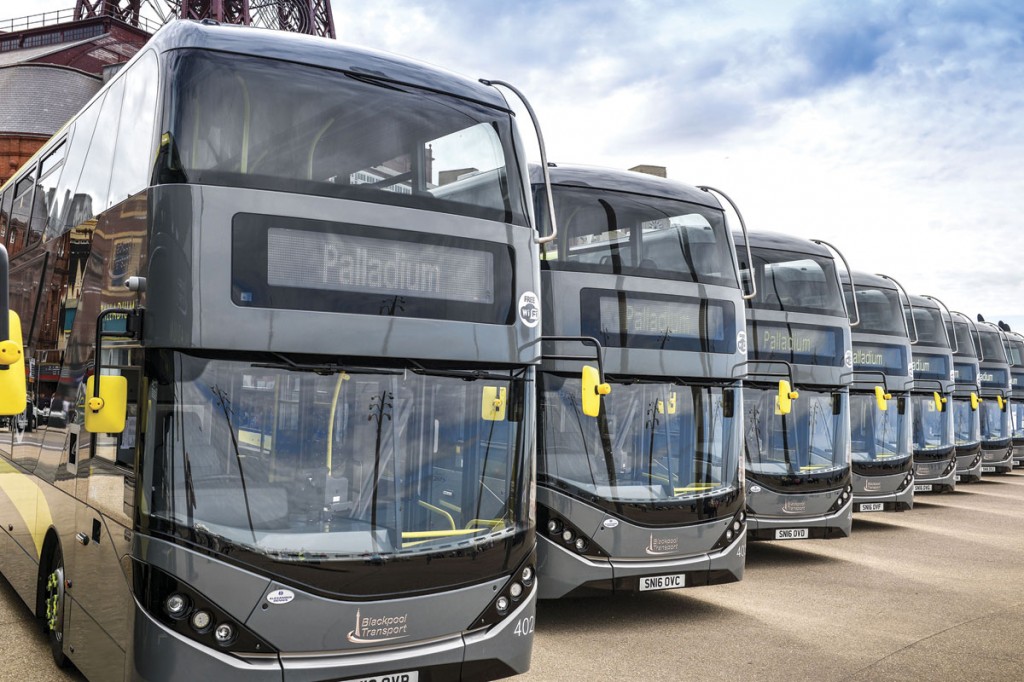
[906,305,949,348]
[844,284,905,336]
[164,50,527,226]
[979,331,1007,362]
[46,93,105,239]
[75,78,124,225]
[31,139,67,245]
[108,51,158,208]
[850,392,910,464]
[952,396,980,447]
[739,246,846,317]
[911,393,953,454]
[0,187,11,244]
[949,320,978,359]
[743,387,848,477]
[537,186,738,287]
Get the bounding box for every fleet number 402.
[514,616,535,637]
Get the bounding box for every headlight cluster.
[134,562,274,655]
[471,560,536,630]
[941,456,957,476]
[829,485,854,513]
[896,471,914,492]
[539,509,608,558]
[711,511,746,550]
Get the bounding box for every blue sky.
[326,0,1024,329]
[17,0,1024,329]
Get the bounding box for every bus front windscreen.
[949,320,978,358]
[144,352,528,585]
[906,306,950,348]
[740,248,847,318]
[845,285,906,337]
[1009,400,1024,441]
[980,399,1011,444]
[536,186,738,288]
[911,394,954,455]
[538,375,740,502]
[164,50,528,226]
[849,392,910,463]
[953,397,981,448]
[743,388,849,477]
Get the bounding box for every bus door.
[68,344,141,678]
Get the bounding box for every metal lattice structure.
[72,0,335,37]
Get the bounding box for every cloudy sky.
[17,0,1024,328]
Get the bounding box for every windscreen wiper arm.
[409,361,527,382]
[253,353,403,376]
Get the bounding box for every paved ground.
[2,472,1022,681]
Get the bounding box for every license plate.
[640,574,685,591]
[914,484,933,492]
[339,673,418,682]
[775,528,809,540]
[859,503,884,512]
[982,466,996,472]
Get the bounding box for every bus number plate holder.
[914,484,932,492]
[774,528,809,540]
[338,673,418,682]
[640,574,686,591]
[859,503,884,512]
[981,466,996,473]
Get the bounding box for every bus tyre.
[44,547,69,668]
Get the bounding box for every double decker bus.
[905,295,956,493]
[734,232,854,541]
[1002,331,1024,469]
[0,21,546,681]
[974,321,1013,474]
[841,272,914,512]
[946,312,983,483]
[532,165,748,598]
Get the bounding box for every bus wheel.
[44,546,69,668]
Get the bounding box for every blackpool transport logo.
[347,608,410,644]
[645,533,679,555]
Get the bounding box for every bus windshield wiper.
[408,361,527,382]
[253,353,403,376]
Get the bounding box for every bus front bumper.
[955,451,984,483]
[981,446,1014,474]
[852,471,913,512]
[746,497,853,541]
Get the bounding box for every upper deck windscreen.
[844,284,905,336]
[906,306,949,348]
[979,330,1007,363]
[536,186,738,288]
[1005,338,1024,366]
[948,319,978,358]
[163,50,528,225]
[739,246,846,317]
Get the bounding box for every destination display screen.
[231,214,514,324]
[978,367,1008,389]
[1011,371,1024,391]
[267,228,494,304]
[850,343,908,376]
[748,321,842,366]
[580,289,735,353]
[912,353,950,382]
[953,362,978,385]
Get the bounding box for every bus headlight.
[521,566,534,585]
[165,593,189,619]
[495,596,510,614]
[574,537,588,553]
[546,519,562,534]
[509,582,524,600]
[190,610,212,633]
[214,623,235,646]
[561,529,574,544]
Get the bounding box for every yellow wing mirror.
[932,392,947,412]
[581,365,611,418]
[970,393,981,411]
[776,379,799,416]
[0,310,26,416]
[874,386,891,411]
[84,374,128,434]
[997,395,1006,411]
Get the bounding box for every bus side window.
[28,139,67,247]
[46,94,103,240]
[0,185,11,243]
[6,170,36,256]
[107,51,159,209]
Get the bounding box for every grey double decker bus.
[1002,331,1024,469]
[0,21,545,681]
[905,295,956,493]
[946,312,984,483]
[734,232,854,541]
[532,166,748,598]
[974,321,1013,474]
[841,272,914,512]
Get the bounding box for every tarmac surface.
[2,471,1023,681]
